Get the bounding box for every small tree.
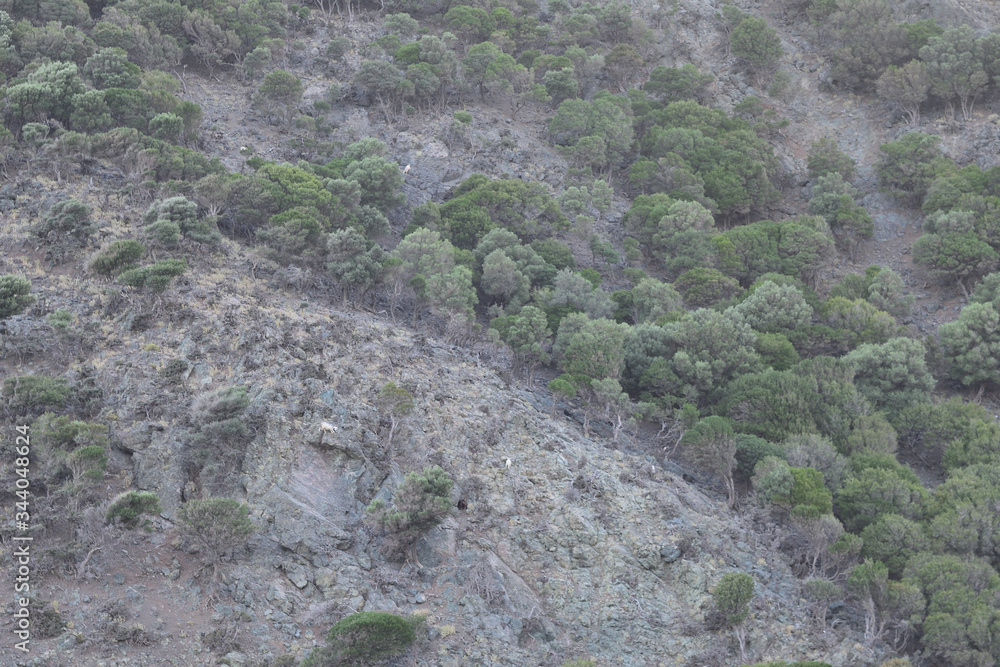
[144,196,219,245]
[713,572,755,662]
[366,466,453,566]
[177,498,255,596]
[118,259,187,292]
[375,382,414,448]
[919,26,989,121]
[681,416,738,507]
[876,61,930,126]
[88,240,145,277]
[803,578,840,628]
[256,70,303,125]
[730,17,783,88]
[876,132,949,206]
[504,305,552,382]
[327,228,385,306]
[848,558,889,645]
[0,275,35,320]
[939,301,1000,397]
[807,137,857,182]
[36,198,96,245]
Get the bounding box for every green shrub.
[734,433,784,480]
[118,259,187,291]
[304,612,423,666]
[0,274,35,319]
[366,466,453,561]
[876,132,950,206]
[3,376,71,415]
[675,267,743,307]
[35,198,96,244]
[177,498,255,556]
[453,110,472,124]
[106,491,162,527]
[32,412,108,451]
[46,309,74,332]
[88,240,145,276]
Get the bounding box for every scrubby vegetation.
[6,0,1000,662]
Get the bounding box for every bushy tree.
[105,490,162,527]
[866,267,914,318]
[374,382,414,448]
[88,239,145,276]
[481,249,529,310]
[807,137,857,181]
[836,466,928,532]
[904,553,1000,666]
[732,280,813,334]
[876,132,949,206]
[847,558,890,645]
[502,305,551,381]
[148,112,183,143]
[729,16,784,88]
[843,413,899,457]
[326,228,385,306]
[711,216,835,288]
[940,301,1000,392]
[462,41,523,100]
[144,196,219,244]
[807,173,873,258]
[784,432,844,485]
[682,416,738,506]
[557,316,629,383]
[928,464,1000,566]
[713,571,755,661]
[643,64,714,104]
[177,498,255,577]
[547,268,615,319]
[876,61,931,126]
[860,514,929,578]
[829,0,910,90]
[821,297,898,351]
[666,308,763,402]
[68,89,114,132]
[35,198,96,245]
[366,466,453,563]
[843,337,935,413]
[913,232,998,295]
[549,94,634,173]
[256,69,303,123]
[630,278,682,324]
[675,268,743,307]
[118,259,187,291]
[756,332,800,371]
[919,26,989,121]
[941,420,1000,471]
[84,47,140,89]
[0,275,35,320]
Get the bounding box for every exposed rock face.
[93,292,876,665]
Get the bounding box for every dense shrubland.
[7,0,1000,662]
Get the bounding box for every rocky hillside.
[6,0,1000,663]
[0,230,877,665]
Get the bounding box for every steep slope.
[0,208,879,664]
